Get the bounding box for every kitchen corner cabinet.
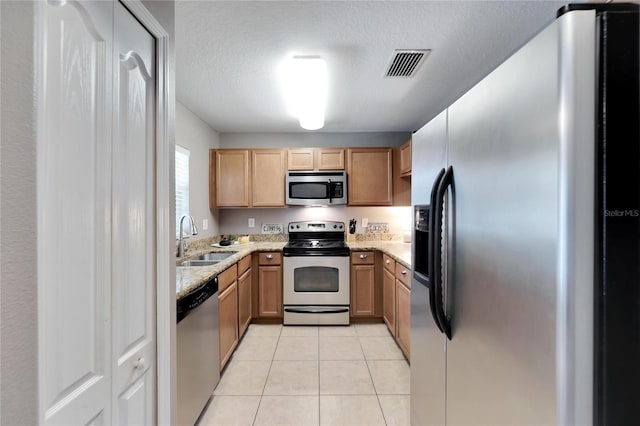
[347,148,393,206]
[351,251,376,316]
[399,139,412,176]
[210,149,250,208]
[287,148,345,170]
[218,265,238,369]
[252,149,287,207]
[258,252,283,317]
[393,142,411,206]
[237,255,252,338]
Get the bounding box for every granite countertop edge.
[176,241,412,300]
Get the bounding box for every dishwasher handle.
[177,276,219,323]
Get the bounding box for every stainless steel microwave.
[285,170,347,206]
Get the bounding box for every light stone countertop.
[176,241,413,300]
[176,242,287,299]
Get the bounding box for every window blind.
[175,145,190,238]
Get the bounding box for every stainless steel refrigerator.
[410,4,639,425]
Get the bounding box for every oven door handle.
[284,307,350,314]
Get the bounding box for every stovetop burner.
[284,221,349,257]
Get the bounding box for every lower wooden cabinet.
[351,251,376,317]
[258,252,283,317]
[238,263,252,338]
[382,253,411,360]
[396,281,411,358]
[218,281,238,370]
[382,267,396,336]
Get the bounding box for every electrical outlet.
[248,218,255,228]
[362,218,369,227]
[202,219,209,230]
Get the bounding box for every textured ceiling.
[176,1,568,133]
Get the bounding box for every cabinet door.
[219,283,238,369]
[351,264,375,316]
[252,149,286,207]
[287,148,315,170]
[317,148,345,170]
[396,281,410,360]
[347,148,393,205]
[383,268,396,336]
[215,150,250,207]
[258,265,282,317]
[400,139,412,176]
[238,268,252,338]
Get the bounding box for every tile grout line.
[357,325,391,426]
[251,325,283,426]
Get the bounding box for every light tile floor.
[198,323,410,426]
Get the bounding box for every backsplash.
[218,206,412,236]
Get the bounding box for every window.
[175,145,190,238]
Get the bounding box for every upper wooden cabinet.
[252,149,286,207]
[393,143,411,207]
[287,148,315,170]
[287,148,345,170]
[210,149,250,208]
[210,148,286,208]
[399,139,412,176]
[317,148,345,170]
[347,148,393,206]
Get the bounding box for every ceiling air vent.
[384,49,430,78]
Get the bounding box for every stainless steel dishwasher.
[177,276,220,426]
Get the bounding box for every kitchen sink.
[179,260,220,267]
[194,252,238,261]
[179,251,238,267]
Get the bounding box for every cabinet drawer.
[351,251,374,265]
[238,255,251,275]
[395,262,411,288]
[219,264,238,292]
[382,254,395,272]
[258,252,282,265]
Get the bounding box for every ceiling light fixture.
[287,56,327,130]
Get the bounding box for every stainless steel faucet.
[177,214,198,257]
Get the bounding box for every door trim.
[118,1,174,424]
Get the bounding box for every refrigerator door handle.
[428,168,446,334]
[434,165,453,340]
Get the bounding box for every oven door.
[283,256,350,306]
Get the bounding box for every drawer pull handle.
[401,270,407,275]
[386,259,390,264]
[266,254,273,259]
[359,254,367,259]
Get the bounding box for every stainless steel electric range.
[283,221,350,325]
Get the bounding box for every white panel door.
[38,1,113,424]
[111,2,156,424]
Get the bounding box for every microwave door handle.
[328,179,332,203]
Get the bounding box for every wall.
[0,2,38,424]
[176,101,220,240]
[220,131,410,148]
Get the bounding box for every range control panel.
[288,221,345,233]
